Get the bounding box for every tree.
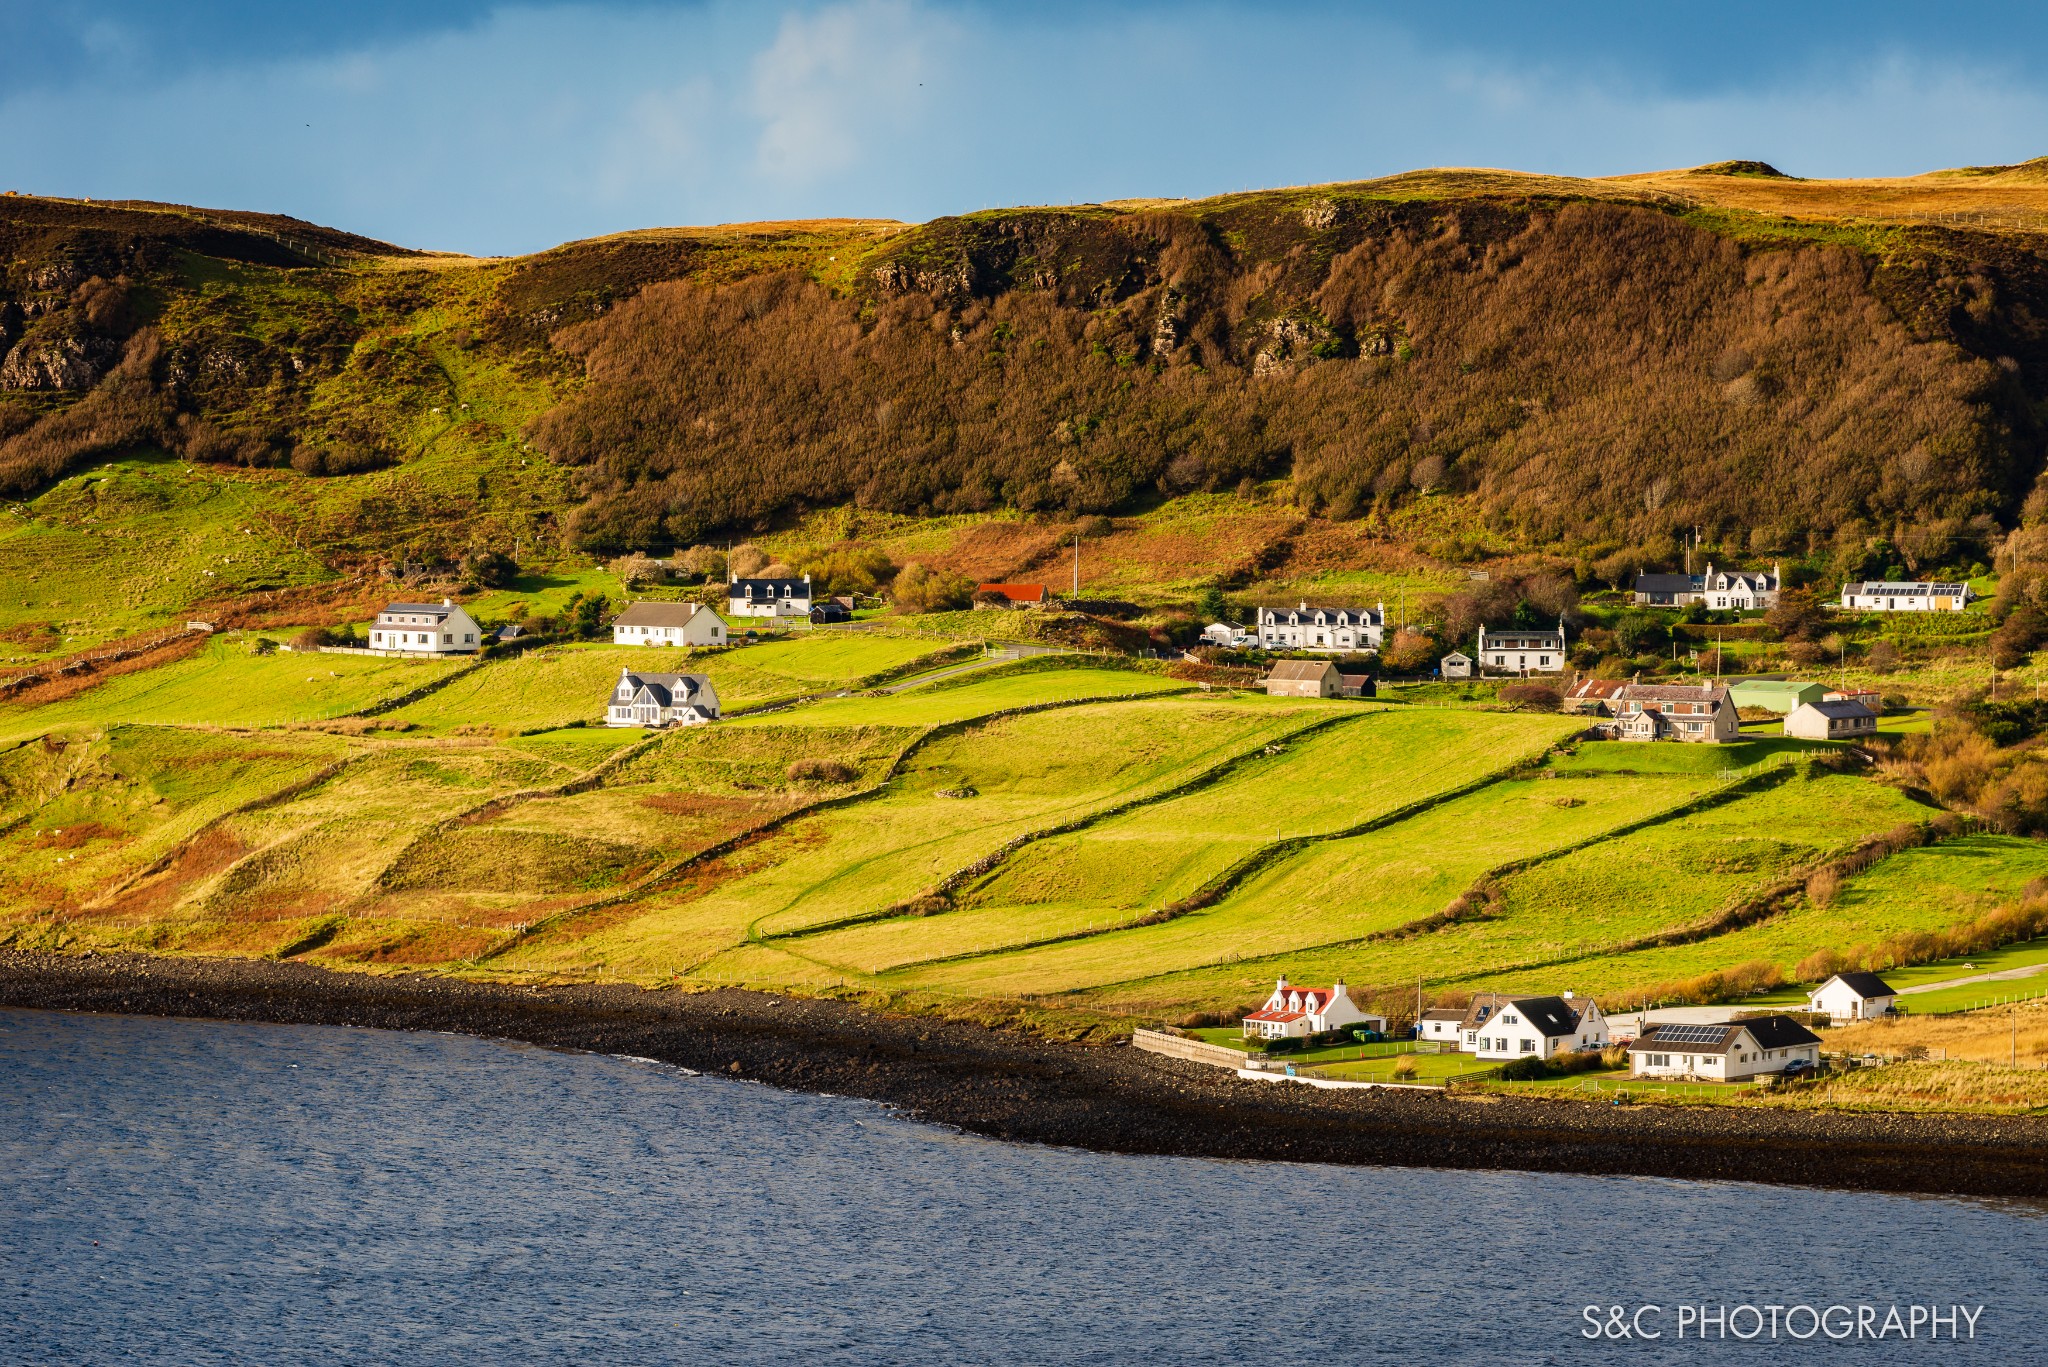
[1382,627,1439,674]
[461,549,519,588]
[728,543,771,579]
[1195,586,1229,622]
[1766,587,1829,643]
[893,562,974,611]
[608,553,664,588]
[679,545,727,582]
[799,544,895,595]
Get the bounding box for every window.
[1519,1039,1536,1053]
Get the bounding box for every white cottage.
[1628,1016,1821,1081]
[1255,603,1385,654]
[728,575,814,619]
[1417,1007,1466,1044]
[1476,620,1566,674]
[604,668,721,728]
[612,600,727,648]
[1202,622,1251,648]
[1784,699,1878,741]
[1840,581,1971,612]
[1465,995,1610,1061]
[1241,978,1385,1040]
[368,599,483,656]
[1806,971,1896,1025]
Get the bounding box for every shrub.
[1391,1055,1418,1080]
[1498,683,1562,712]
[786,757,859,784]
[290,626,330,651]
[1497,1055,1551,1081]
[893,561,974,612]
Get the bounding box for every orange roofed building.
[974,582,1051,607]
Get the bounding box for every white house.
[1840,581,1971,612]
[1202,622,1251,648]
[1807,971,1897,1026]
[1476,620,1566,674]
[1465,994,1610,1061]
[1628,1016,1821,1082]
[1256,603,1384,654]
[728,575,814,618]
[604,668,721,728]
[612,600,727,648]
[1633,563,1781,610]
[1417,1007,1466,1044]
[368,599,483,656]
[1784,698,1879,741]
[1241,978,1385,1040]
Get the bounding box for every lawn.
[0,636,462,739]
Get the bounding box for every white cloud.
[749,1,944,184]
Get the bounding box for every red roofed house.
[1240,977,1384,1041]
[975,582,1051,607]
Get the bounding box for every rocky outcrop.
[1252,313,1341,376]
[0,334,117,390]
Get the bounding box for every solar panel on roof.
[1655,1024,1728,1044]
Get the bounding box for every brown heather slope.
[4,159,2048,573]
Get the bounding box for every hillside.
[3,162,2048,609]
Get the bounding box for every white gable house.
[605,669,721,728]
[1417,1007,1466,1044]
[1467,995,1609,1061]
[1807,971,1897,1026]
[1476,620,1566,674]
[368,599,483,656]
[1256,603,1384,654]
[1241,978,1385,1040]
[1629,1016,1821,1081]
[728,575,814,618]
[612,600,727,647]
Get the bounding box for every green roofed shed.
[1727,679,1830,713]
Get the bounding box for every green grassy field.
[0,455,334,649]
[0,637,462,739]
[724,666,1189,728]
[388,634,974,733]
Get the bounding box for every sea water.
[1,1007,2041,1364]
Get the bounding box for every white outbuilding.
[1806,971,1897,1026]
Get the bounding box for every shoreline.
[6,950,2048,1200]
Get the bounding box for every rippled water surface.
[3,1008,2044,1364]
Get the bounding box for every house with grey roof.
[368,599,483,656]
[1628,1015,1821,1081]
[604,668,721,728]
[1255,602,1384,654]
[612,600,727,647]
[1784,698,1879,742]
[1475,620,1566,674]
[1633,562,1781,610]
[1465,994,1609,1061]
[1605,682,1739,743]
[727,574,814,619]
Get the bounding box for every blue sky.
[4,1,2047,255]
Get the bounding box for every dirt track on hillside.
[5,950,2047,1200]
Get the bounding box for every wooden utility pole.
[1072,536,1080,599]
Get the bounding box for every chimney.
[441,597,452,607]
[1562,990,1575,1000]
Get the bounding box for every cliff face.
[541,191,2048,555]
[3,170,2047,566]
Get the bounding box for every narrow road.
[878,645,1066,694]
[1897,959,2048,995]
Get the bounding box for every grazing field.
[882,769,1713,1001]
[1066,767,1931,1019]
[387,635,973,733]
[508,695,1339,977]
[724,666,1189,728]
[0,638,461,738]
[0,726,355,923]
[1550,738,1824,774]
